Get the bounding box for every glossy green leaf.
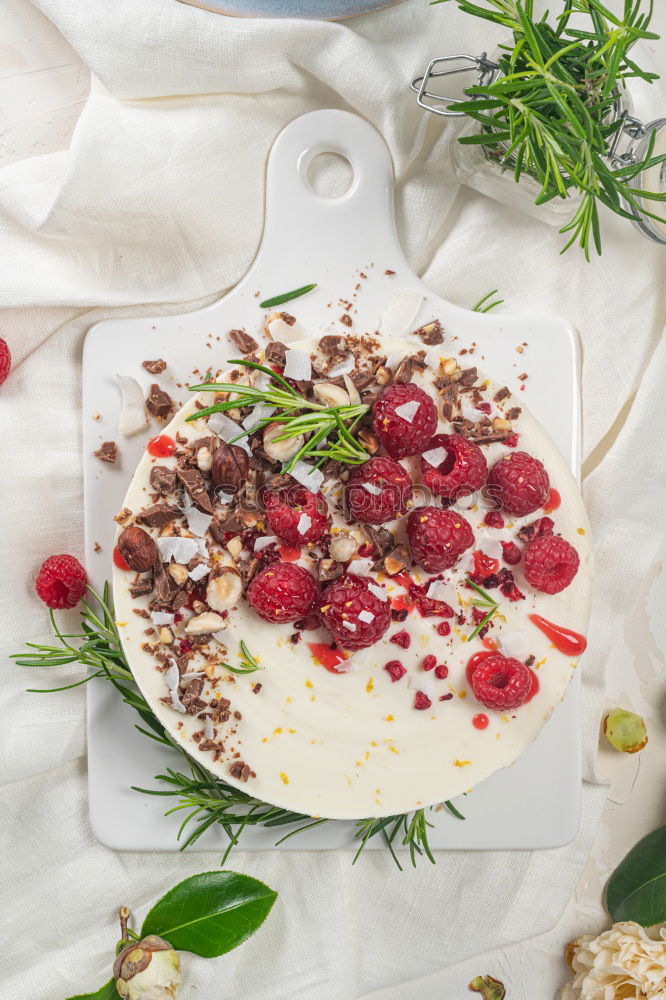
[141,871,277,957]
[67,979,118,1000]
[606,825,666,925]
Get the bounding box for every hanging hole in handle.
[306,152,355,199]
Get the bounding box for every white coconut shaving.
[156,536,199,565]
[384,351,404,371]
[284,349,312,381]
[267,316,304,345]
[297,513,312,535]
[326,353,356,378]
[380,289,424,339]
[204,716,215,741]
[394,400,419,424]
[459,396,493,423]
[426,579,456,605]
[342,620,357,632]
[254,535,279,552]
[367,583,388,602]
[498,630,530,661]
[289,460,324,493]
[207,411,251,455]
[334,658,354,673]
[422,446,447,469]
[215,490,235,506]
[457,551,475,576]
[424,344,445,369]
[164,660,186,714]
[189,563,210,582]
[362,482,382,496]
[409,673,435,699]
[115,375,148,436]
[181,493,213,538]
[358,610,375,623]
[347,557,374,577]
[478,537,503,562]
[151,611,175,626]
[242,403,276,431]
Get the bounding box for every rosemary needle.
[259,283,317,309]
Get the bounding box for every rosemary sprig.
[187,359,370,471]
[12,586,465,866]
[435,0,666,258]
[259,283,317,309]
[465,577,501,641]
[472,288,505,312]
[221,640,263,675]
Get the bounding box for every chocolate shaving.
[228,329,259,355]
[414,320,444,345]
[494,386,510,402]
[135,503,181,528]
[393,354,426,383]
[457,367,478,387]
[177,467,214,514]
[150,465,177,494]
[146,384,174,421]
[154,560,176,604]
[228,760,255,782]
[129,574,154,599]
[94,441,118,464]
[264,341,287,367]
[142,359,167,375]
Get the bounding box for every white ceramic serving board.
[83,109,583,853]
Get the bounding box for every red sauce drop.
[113,545,131,571]
[147,434,175,457]
[391,594,416,614]
[465,649,493,686]
[307,642,349,673]
[528,613,587,656]
[391,572,414,591]
[525,668,540,702]
[543,487,561,513]
[472,550,500,579]
[473,713,489,730]
[279,546,301,562]
[482,636,498,651]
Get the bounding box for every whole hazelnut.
[211,441,249,491]
[117,526,158,573]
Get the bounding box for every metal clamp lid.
[410,53,499,118]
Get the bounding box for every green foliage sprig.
[435,0,666,258]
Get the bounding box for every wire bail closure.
[410,53,500,118]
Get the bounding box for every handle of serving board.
[259,109,398,260]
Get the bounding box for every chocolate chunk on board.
[142,359,167,375]
[177,467,214,514]
[94,441,118,464]
[228,329,259,355]
[146,383,175,421]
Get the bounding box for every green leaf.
[605,825,666,925]
[141,871,278,957]
[259,283,317,309]
[67,979,119,1000]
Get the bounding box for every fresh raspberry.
[524,535,580,595]
[434,663,448,679]
[390,630,411,649]
[483,510,504,529]
[487,452,550,517]
[407,506,474,573]
[421,433,488,500]
[35,554,87,609]
[373,383,438,460]
[318,573,391,650]
[471,654,533,710]
[501,541,521,565]
[0,339,10,385]
[517,516,554,544]
[414,691,432,710]
[436,621,451,637]
[384,659,406,682]
[247,563,318,624]
[422,654,437,671]
[347,456,413,524]
[264,485,328,546]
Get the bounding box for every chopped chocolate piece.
[494,386,511,402]
[361,524,394,557]
[318,559,343,583]
[507,407,522,420]
[150,465,177,494]
[135,503,180,528]
[385,269,396,275]
[133,608,151,619]
[414,320,444,345]
[181,677,204,706]
[153,560,176,604]
[468,430,512,446]
[319,334,346,356]
[384,544,409,576]
[340,314,352,327]
[393,354,426,384]
[142,359,167,375]
[238,556,261,589]
[93,542,102,553]
[228,329,259,355]
[114,507,133,526]
[228,760,255,783]
[264,341,287,367]
[177,467,214,514]
[357,427,380,454]
[146,383,175,421]
[440,382,458,422]
[94,441,118,464]
[129,573,154,599]
[457,367,478,387]
[525,654,536,667]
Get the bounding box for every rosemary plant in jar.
[412,0,666,257]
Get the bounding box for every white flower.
[114,936,181,1000]
[562,922,666,999]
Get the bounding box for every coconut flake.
[290,460,324,493]
[362,482,382,496]
[215,490,235,506]
[457,551,475,576]
[424,345,445,369]
[267,317,304,345]
[242,403,276,431]
[115,375,148,436]
[189,563,210,582]
[499,630,530,660]
[342,620,357,632]
[207,411,251,455]
[478,538,503,562]
[347,557,374,577]
[426,579,456,605]
[204,716,215,740]
[151,611,175,626]
[254,535,279,552]
[380,289,424,339]
[460,396,485,423]
[181,493,213,538]
[385,351,404,371]
[395,400,419,424]
[422,446,447,468]
[284,349,311,381]
[408,673,435,699]
[297,513,312,535]
[326,354,356,378]
[156,536,199,564]
[165,660,186,714]
[358,610,375,623]
[367,583,388,602]
[334,658,354,673]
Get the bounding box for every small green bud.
[603,708,648,754]
[469,974,506,999]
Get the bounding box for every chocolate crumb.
[142,359,167,375]
[228,329,259,355]
[340,314,352,328]
[94,441,118,464]
[228,760,255,783]
[146,384,174,421]
[414,320,444,345]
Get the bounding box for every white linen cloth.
[0,0,664,997]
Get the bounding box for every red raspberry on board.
[524,535,580,595]
[0,339,10,385]
[407,506,474,573]
[487,452,550,517]
[247,563,318,624]
[347,456,413,524]
[318,573,391,650]
[373,383,438,460]
[471,654,533,710]
[264,485,328,546]
[35,554,87,609]
[384,659,406,682]
[420,433,488,500]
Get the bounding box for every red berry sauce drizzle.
[528,614,587,656]
[113,546,131,571]
[543,487,561,513]
[307,642,349,673]
[147,435,175,458]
